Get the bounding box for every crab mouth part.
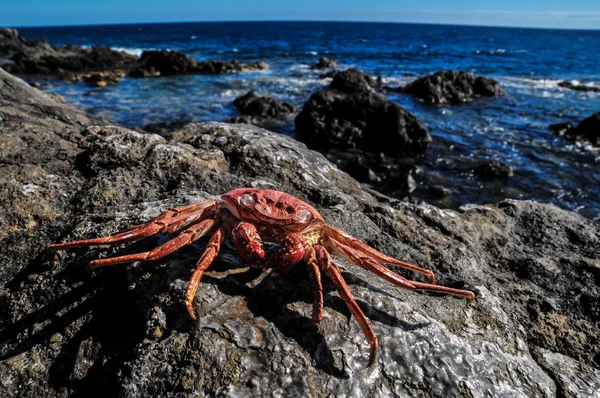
[221,195,242,220]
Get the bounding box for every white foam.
[111,47,144,56]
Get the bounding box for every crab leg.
[184,228,224,319]
[88,219,216,270]
[303,247,324,325]
[313,245,378,367]
[327,238,475,301]
[48,200,216,253]
[325,225,435,283]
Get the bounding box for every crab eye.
[296,209,312,222]
[240,194,255,207]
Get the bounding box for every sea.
[15,22,600,220]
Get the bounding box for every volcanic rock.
[558,81,600,93]
[473,160,514,179]
[550,112,600,147]
[233,91,294,119]
[310,57,337,69]
[1,67,598,397]
[398,70,505,104]
[0,28,137,75]
[295,68,430,157]
[129,51,269,77]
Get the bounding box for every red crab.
[49,188,474,367]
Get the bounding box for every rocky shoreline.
[1,55,599,398]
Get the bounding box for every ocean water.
[15,22,600,219]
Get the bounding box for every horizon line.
[7,19,600,32]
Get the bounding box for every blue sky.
[2,0,599,29]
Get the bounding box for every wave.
[111,47,146,56]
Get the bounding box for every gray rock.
[0,67,599,397]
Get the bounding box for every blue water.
[15,22,600,219]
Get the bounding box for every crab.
[49,188,475,367]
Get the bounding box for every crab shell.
[221,188,325,234]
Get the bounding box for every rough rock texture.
[310,57,337,70]
[1,68,599,397]
[129,51,269,77]
[473,161,514,179]
[232,91,294,119]
[0,29,137,76]
[295,68,431,157]
[0,27,50,56]
[399,70,506,105]
[549,112,600,147]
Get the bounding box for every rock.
[329,67,379,93]
[558,81,600,93]
[130,50,197,76]
[141,120,192,137]
[242,61,269,71]
[473,160,514,179]
[399,70,506,104]
[1,67,599,397]
[295,68,430,157]
[310,57,337,69]
[550,112,600,147]
[233,91,294,119]
[129,52,269,77]
[1,30,137,75]
[62,70,126,87]
[194,60,268,74]
[0,27,52,56]
[548,122,574,136]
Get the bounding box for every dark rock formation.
[0,27,51,56]
[549,112,600,147]
[310,57,337,69]
[1,67,599,397]
[129,50,269,77]
[558,81,600,93]
[129,50,197,76]
[0,28,137,75]
[473,160,514,179]
[398,70,506,104]
[233,91,294,119]
[295,68,430,157]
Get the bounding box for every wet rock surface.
[130,51,269,77]
[1,68,599,397]
[558,81,600,93]
[473,160,514,179]
[232,91,294,119]
[310,57,337,70]
[397,70,506,104]
[549,112,600,147]
[295,68,430,157]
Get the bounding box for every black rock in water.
[310,57,337,69]
[398,70,505,104]
[233,91,294,119]
[558,81,600,93]
[295,68,430,157]
[550,112,600,147]
[473,161,514,179]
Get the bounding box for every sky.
[2,0,599,30]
